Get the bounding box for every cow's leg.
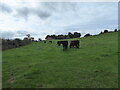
[78,43,80,48]
[66,45,68,49]
[76,44,79,48]
[72,44,75,48]
[70,44,74,48]
[77,45,79,48]
[63,45,66,50]
[69,45,71,48]
[65,45,67,49]
[63,45,67,51]
[63,46,65,50]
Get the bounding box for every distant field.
[2,32,118,88]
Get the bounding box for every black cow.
[57,41,61,46]
[44,41,46,43]
[57,41,68,50]
[49,41,52,43]
[69,40,79,48]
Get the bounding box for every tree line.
[1,34,42,50]
[45,32,81,40]
[45,29,119,39]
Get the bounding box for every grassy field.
[2,32,118,88]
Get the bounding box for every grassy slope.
[2,32,118,88]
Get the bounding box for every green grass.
[2,32,118,88]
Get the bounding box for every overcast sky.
[0,1,118,40]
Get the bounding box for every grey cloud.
[16,7,51,20]
[34,10,51,19]
[42,2,78,12]
[41,2,60,12]
[0,2,78,20]
[16,7,30,19]
[0,3,12,13]
[60,3,78,11]
[15,2,78,20]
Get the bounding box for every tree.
[99,32,103,34]
[104,30,108,33]
[84,33,92,37]
[45,35,51,40]
[64,35,67,39]
[52,35,56,39]
[38,38,42,41]
[30,37,34,41]
[26,34,31,39]
[68,32,73,38]
[57,35,64,39]
[24,37,28,40]
[114,29,117,32]
[73,32,81,38]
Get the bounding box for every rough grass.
[2,32,118,88]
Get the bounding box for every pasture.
[2,32,118,88]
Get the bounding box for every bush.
[2,38,31,50]
[114,29,117,32]
[45,32,81,40]
[84,33,92,37]
[104,30,108,33]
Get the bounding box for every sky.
[0,0,118,40]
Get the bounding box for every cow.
[69,40,80,48]
[49,41,52,43]
[57,41,68,50]
[57,41,61,46]
[44,41,46,43]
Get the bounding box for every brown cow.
[69,40,79,48]
[57,41,68,50]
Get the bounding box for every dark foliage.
[2,38,32,50]
[99,32,104,34]
[73,32,81,38]
[104,30,108,33]
[38,38,42,41]
[114,29,117,32]
[84,33,92,37]
[45,32,81,40]
[1,34,36,50]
